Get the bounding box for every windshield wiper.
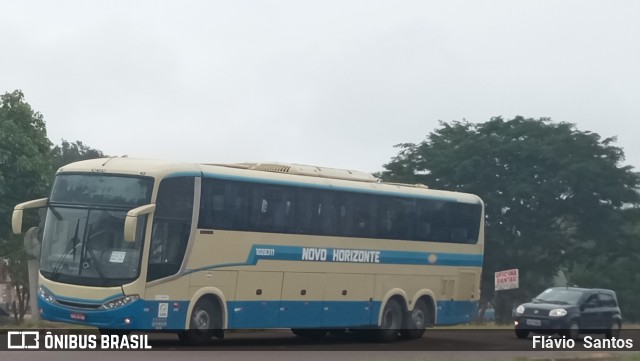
[50,219,82,280]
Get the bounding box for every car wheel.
[515,328,530,339]
[402,299,429,339]
[565,321,580,340]
[604,321,621,338]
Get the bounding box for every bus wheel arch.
[185,287,228,329]
[178,288,228,344]
[376,290,409,342]
[409,290,437,327]
[402,291,436,339]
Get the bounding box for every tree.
[51,139,105,171]
[0,90,108,323]
[381,116,640,323]
[0,90,53,323]
[568,207,640,322]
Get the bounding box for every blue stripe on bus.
[39,288,477,329]
[436,300,479,325]
[227,300,477,329]
[227,300,382,329]
[185,244,483,275]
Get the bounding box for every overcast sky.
[2,0,639,173]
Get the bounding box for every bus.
[12,157,484,344]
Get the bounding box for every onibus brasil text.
[8,331,151,350]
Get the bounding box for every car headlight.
[38,286,55,303]
[100,295,139,310]
[549,308,567,317]
[515,305,525,315]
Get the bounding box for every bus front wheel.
[179,298,218,345]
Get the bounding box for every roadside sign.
[495,268,519,290]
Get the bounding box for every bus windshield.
[40,207,145,286]
[50,173,153,208]
[40,173,153,286]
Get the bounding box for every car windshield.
[533,288,584,305]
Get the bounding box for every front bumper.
[515,316,571,333]
[38,292,189,330]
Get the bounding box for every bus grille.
[56,299,102,310]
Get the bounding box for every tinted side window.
[598,293,617,307]
[250,185,295,233]
[296,189,337,235]
[196,177,481,244]
[199,179,249,230]
[417,200,449,242]
[377,197,416,240]
[449,202,482,244]
[148,177,194,282]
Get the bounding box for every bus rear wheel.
[377,298,403,342]
[402,299,429,339]
[179,298,218,345]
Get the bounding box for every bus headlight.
[515,305,525,315]
[38,286,55,303]
[549,308,567,317]
[100,295,139,310]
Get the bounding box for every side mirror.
[123,204,156,242]
[12,198,48,234]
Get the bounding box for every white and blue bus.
[13,158,484,343]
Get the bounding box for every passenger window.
[598,294,616,307]
[199,179,249,230]
[584,295,599,307]
[250,185,295,233]
[147,177,194,282]
[417,200,449,242]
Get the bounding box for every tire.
[377,298,403,342]
[291,328,328,338]
[402,299,429,339]
[179,298,217,345]
[515,328,530,339]
[564,320,580,340]
[604,320,621,338]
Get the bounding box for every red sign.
[495,268,519,290]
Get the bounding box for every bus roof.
[58,158,483,205]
